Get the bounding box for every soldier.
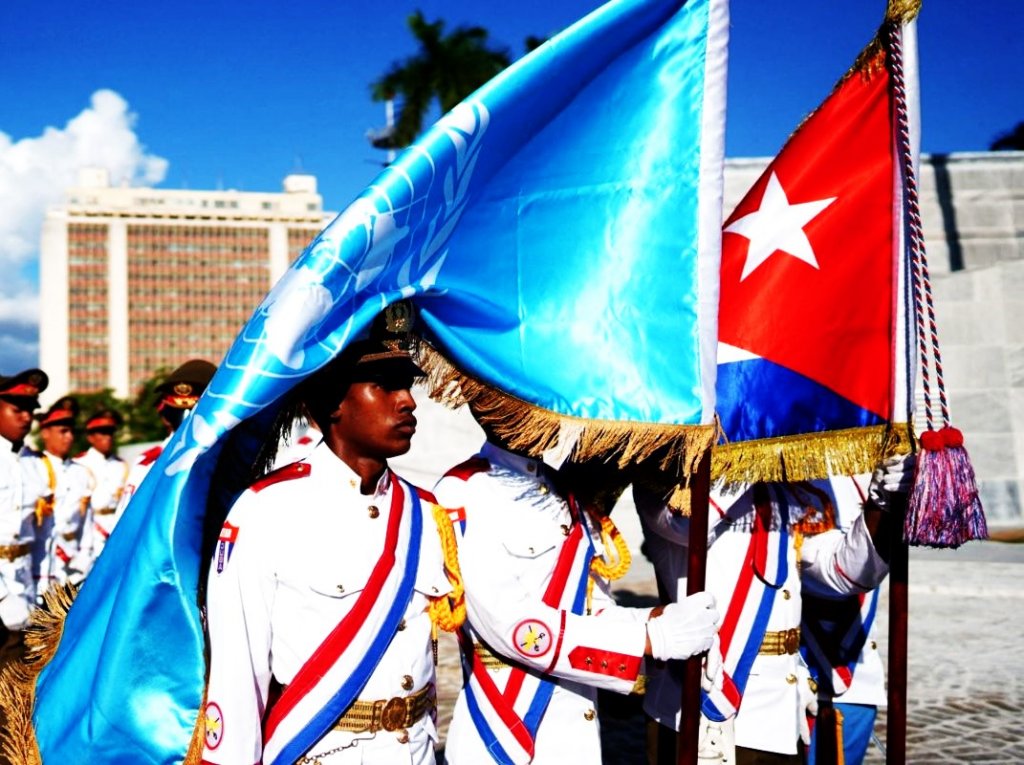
[0,369,47,651]
[115,360,216,519]
[75,409,128,570]
[435,421,720,765]
[23,398,92,596]
[202,303,465,765]
[637,455,912,765]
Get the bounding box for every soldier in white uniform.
[75,409,128,572]
[0,369,47,656]
[638,456,911,765]
[202,304,466,765]
[115,360,216,521]
[435,422,720,765]
[22,398,93,596]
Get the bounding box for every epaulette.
[138,445,163,466]
[443,456,490,482]
[251,462,311,493]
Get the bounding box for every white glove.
[868,453,917,510]
[702,634,724,693]
[0,594,31,631]
[797,664,819,745]
[646,591,719,661]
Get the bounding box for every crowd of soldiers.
[0,304,910,765]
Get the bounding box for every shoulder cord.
[586,511,632,614]
[35,454,57,526]
[427,501,467,663]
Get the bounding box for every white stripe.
[467,673,532,764]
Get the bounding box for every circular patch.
[204,702,224,750]
[512,618,553,659]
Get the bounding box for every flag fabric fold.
[29,1,729,762]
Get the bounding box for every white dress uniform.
[639,477,888,756]
[0,435,35,627]
[75,446,128,567]
[435,442,651,765]
[113,439,167,523]
[21,450,92,594]
[203,441,454,765]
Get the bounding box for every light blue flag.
[33,0,728,761]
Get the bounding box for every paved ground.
[432,538,1024,764]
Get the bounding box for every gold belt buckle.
[380,696,408,732]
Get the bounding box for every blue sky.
[1,0,1021,369]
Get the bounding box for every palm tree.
[369,11,511,150]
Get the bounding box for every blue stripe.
[465,680,517,765]
[271,482,423,765]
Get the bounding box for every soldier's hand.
[0,594,31,631]
[868,453,917,510]
[645,591,718,660]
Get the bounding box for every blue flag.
[33,0,728,761]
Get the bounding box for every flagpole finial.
[886,0,922,25]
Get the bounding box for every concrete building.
[39,170,329,398]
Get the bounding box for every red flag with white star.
[715,50,909,480]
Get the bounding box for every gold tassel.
[427,501,467,634]
[712,424,914,484]
[418,343,715,476]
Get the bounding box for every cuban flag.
[714,31,915,482]
[32,1,728,762]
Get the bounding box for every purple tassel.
[905,427,988,548]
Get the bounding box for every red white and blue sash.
[260,475,422,765]
[461,496,595,765]
[702,484,790,721]
[800,588,879,696]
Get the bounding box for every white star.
[725,171,836,281]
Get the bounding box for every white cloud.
[0,89,168,371]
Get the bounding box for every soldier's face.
[41,424,75,459]
[0,398,34,443]
[331,375,417,461]
[87,428,116,456]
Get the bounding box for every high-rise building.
[40,170,330,398]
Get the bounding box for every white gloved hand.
[797,664,819,745]
[868,453,917,510]
[702,634,724,693]
[646,591,719,661]
[0,594,31,631]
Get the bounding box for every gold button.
[618,663,627,672]
[336,584,345,593]
[601,660,608,668]
[401,675,414,690]
[786,674,797,685]
[870,640,878,650]
[396,728,409,744]
[397,618,406,631]
[538,484,549,494]
[528,547,535,555]
[583,709,596,721]
[782,589,791,600]
[368,505,380,519]
[808,678,818,693]
[561,524,570,536]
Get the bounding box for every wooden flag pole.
[677,448,712,765]
[886,498,909,763]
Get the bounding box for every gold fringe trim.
[0,583,207,765]
[712,424,915,484]
[418,343,715,477]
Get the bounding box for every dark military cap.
[0,368,48,408]
[334,300,425,381]
[38,396,79,428]
[85,408,124,432]
[155,359,217,412]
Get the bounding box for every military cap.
[0,368,48,407]
[38,396,79,428]
[334,300,425,381]
[155,359,216,412]
[85,408,123,432]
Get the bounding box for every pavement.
[431,538,1024,764]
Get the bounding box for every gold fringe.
[0,583,207,765]
[418,344,715,477]
[712,424,915,484]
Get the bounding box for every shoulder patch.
[139,445,163,466]
[444,456,490,482]
[251,461,311,493]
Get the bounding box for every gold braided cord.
[712,423,914,484]
[418,343,715,476]
[427,501,467,634]
[589,514,632,581]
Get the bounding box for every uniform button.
[336,584,345,593]
[397,618,406,631]
[786,674,798,685]
[782,589,791,600]
[528,547,535,555]
[583,709,596,721]
[401,675,414,690]
[539,485,549,495]
[601,660,608,668]
[560,524,570,536]
[396,729,409,744]
[870,640,878,650]
[808,678,818,693]
[527,463,536,473]
[368,505,380,519]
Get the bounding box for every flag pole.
[886,498,909,763]
[678,448,712,765]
